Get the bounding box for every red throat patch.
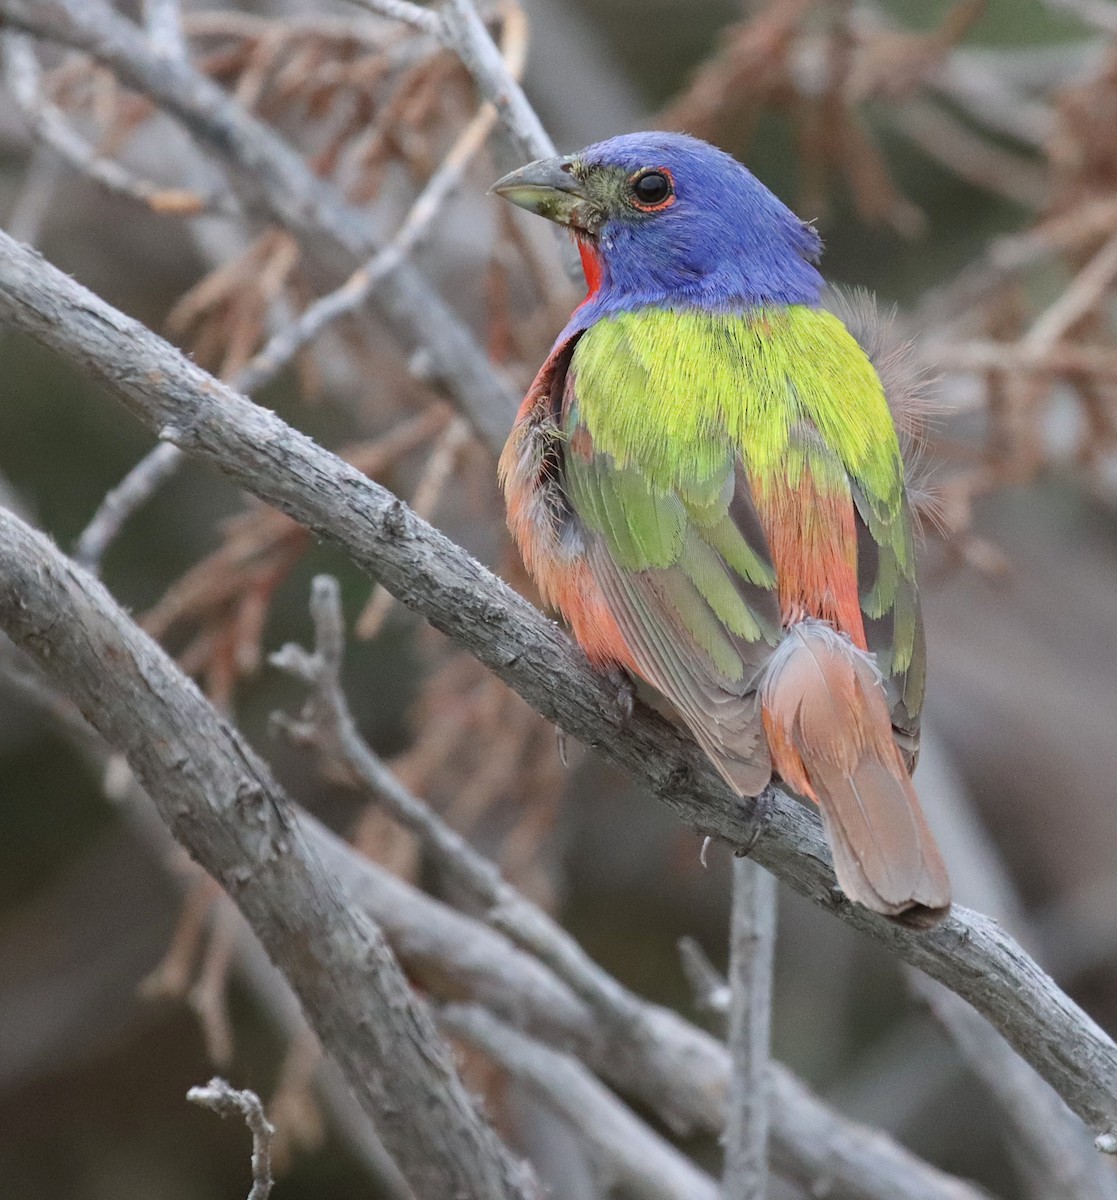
[577,240,603,299]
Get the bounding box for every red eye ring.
[628,167,676,212]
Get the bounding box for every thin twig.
[439,0,556,160]
[271,575,648,1029]
[348,0,554,162]
[235,97,508,398]
[271,576,993,1200]
[678,936,732,1016]
[74,442,185,571]
[2,34,230,217]
[1023,228,1117,354]
[721,860,778,1200]
[187,1078,276,1200]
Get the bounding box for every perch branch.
[2,229,1117,1149]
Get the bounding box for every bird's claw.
[555,726,569,768]
[733,786,774,858]
[603,666,636,729]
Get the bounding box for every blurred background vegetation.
[4,0,1117,1196]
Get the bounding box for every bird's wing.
[560,314,784,796]
[561,304,923,774]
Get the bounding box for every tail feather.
[761,621,950,928]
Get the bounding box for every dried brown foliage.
[11,2,1117,1192]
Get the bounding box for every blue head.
[491,132,824,319]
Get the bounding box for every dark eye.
[630,169,674,210]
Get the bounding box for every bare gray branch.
[1,226,1116,1149]
[443,1004,719,1200]
[0,504,535,1200]
[722,860,777,1200]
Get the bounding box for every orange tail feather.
[761,621,950,929]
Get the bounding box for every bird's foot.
[555,725,569,768]
[733,786,775,858]
[602,665,636,729]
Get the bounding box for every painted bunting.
[492,133,950,928]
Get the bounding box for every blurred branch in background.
[0,522,987,1200]
[4,1,1117,1198]
[721,859,778,1200]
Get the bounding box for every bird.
[491,132,950,929]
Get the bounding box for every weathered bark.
[0,507,534,1200]
[1,227,1116,1147]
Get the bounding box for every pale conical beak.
[489,156,594,230]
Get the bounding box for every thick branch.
[1,230,1116,1148]
[0,508,534,1200]
[307,812,988,1200]
[0,621,990,1200]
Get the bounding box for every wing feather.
[563,368,782,795]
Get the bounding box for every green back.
[560,305,923,759]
